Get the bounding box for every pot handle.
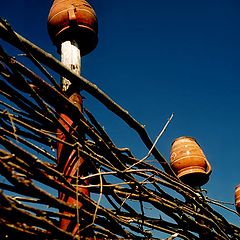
[68,7,77,22]
[205,158,212,176]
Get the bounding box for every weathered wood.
[0,19,174,175]
[0,20,240,239]
[61,40,81,92]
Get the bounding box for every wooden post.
[57,40,91,236]
[47,0,98,236]
[61,40,81,92]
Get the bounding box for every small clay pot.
[235,184,240,214]
[170,136,212,187]
[48,0,98,55]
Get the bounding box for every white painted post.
[61,40,81,92]
[58,40,85,235]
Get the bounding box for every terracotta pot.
[235,185,240,214]
[48,0,98,55]
[170,136,212,187]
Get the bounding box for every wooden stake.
[58,40,91,236]
[61,40,81,92]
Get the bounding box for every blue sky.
[1,0,240,226]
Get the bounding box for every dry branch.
[0,19,239,239]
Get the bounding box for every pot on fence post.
[48,0,98,56]
[47,0,98,236]
[170,136,212,187]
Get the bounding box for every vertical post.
[61,41,81,92]
[170,137,213,239]
[47,0,98,236]
[57,40,90,236]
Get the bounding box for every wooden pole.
[60,40,81,92]
[47,1,98,236]
[57,40,90,236]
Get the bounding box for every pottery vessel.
[235,184,240,214]
[48,0,98,55]
[170,136,212,187]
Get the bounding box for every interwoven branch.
[0,19,239,239]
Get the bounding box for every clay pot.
[48,0,98,55]
[170,136,212,187]
[235,185,240,214]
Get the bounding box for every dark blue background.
[1,0,239,226]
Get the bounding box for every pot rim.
[171,136,198,145]
[235,184,240,190]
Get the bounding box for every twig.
[125,113,174,171]
[0,20,175,175]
